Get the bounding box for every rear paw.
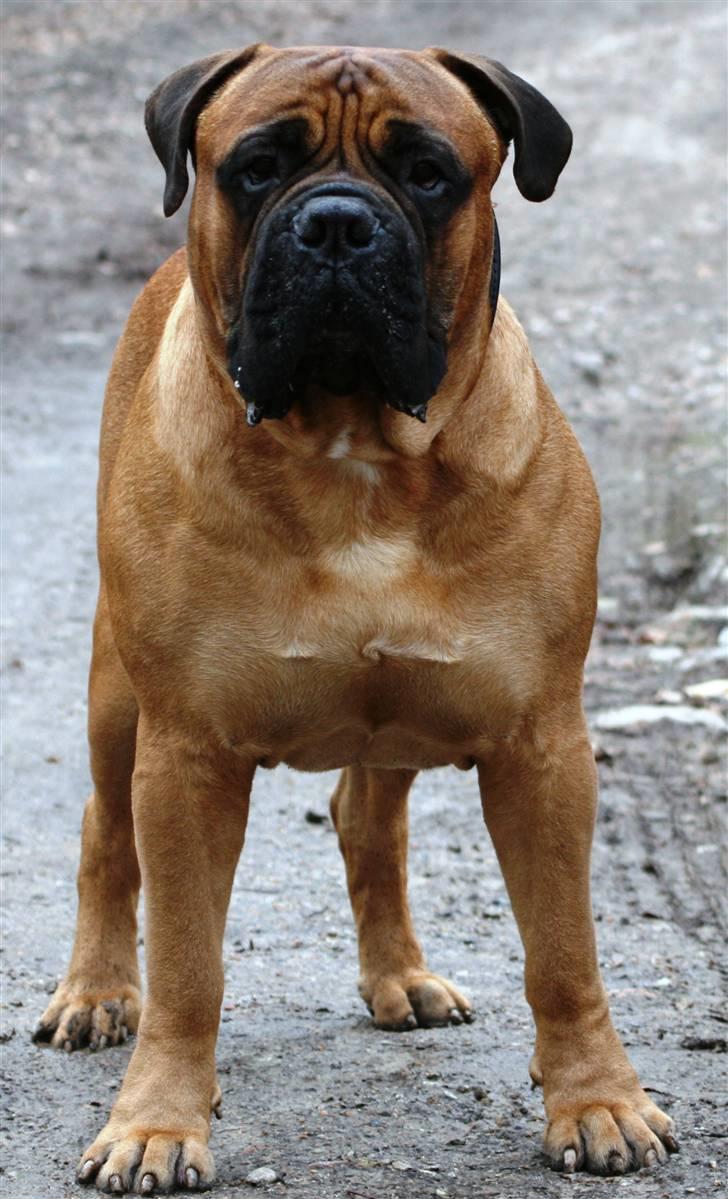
[33,982,141,1051]
[362,970,474,1031]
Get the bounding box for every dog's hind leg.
[331,766,473,1030]
[33,586,142,1051]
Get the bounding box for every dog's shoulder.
[98,249,189,509]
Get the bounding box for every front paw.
[33,981,141,1051]
[544,1088,678,1174]
[78,1125,214,1194]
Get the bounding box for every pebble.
[662,605,728,624]
[246,1166,280,1185]
[571,349,604,383]
[684,678,728,701]
[647,645,682,663]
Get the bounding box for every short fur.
[35,44,677,1193]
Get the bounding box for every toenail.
[463,1008,474,1023]
[563,1148,577,1173]
[98,1034,108,1049]
[449,1008,463,1025]
[665,1133,680,1153]
[140,1174,156,1194]
[185,1167,199,1189]
[109,1174,123,1193]
[644,1148,658,1167]
[608,1151,626,1174]
[78,1159,96,1182]
[64,1039,73,1052]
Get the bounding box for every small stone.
[685,678,728,702]
[246,1166,280,1186]
[597,595,619,620]
[594,704,726,732]
[571,349,604,384]
[647,645,682,663]
[638,624,669,644]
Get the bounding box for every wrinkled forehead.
[198,45,496,160]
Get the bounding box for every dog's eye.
[244,155,279,187]
[410,160,444,191]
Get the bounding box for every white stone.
[684,678,728,701]
[594,705,726,732]
[246,1166,280,1185]
[647,645,682,663]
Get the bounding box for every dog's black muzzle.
[229,181,447,426]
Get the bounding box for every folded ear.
[429,50,572,201]
[145,45,261,216]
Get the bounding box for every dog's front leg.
[78,718,253,1195]
[477,710,678,1175]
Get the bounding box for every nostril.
[294,211,327,248]
[346,213,377,248]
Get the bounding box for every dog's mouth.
[298,335,378,398]
[227,183,448,427]
[229,306,447,429]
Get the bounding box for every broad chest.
[163,528,545,771]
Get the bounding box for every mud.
[1,2,726,1197]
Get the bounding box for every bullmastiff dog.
[34,43,678,1192]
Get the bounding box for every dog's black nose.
[293,196,379,258]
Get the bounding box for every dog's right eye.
[243,155,279,188]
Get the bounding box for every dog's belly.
[261,725,474,773]
[252,664,483,772]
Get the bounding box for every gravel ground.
[1,2,726,1197]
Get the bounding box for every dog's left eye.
[244,155,279,187]
[409,160,444,191]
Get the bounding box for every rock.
[594,704,726,732]
[571,348,604,384]
[684,678,728,701]
[647,644,682,662]
[597,595,619,620]
[246,1166,280,1186]
[663,605,728,624]
[304,808,328,825]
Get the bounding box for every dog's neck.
[155,278,542,508]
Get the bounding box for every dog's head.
[146,46,571,427]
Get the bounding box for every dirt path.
[1,2,726,1197]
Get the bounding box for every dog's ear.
[429,50,572,201]
[145,45,261,216]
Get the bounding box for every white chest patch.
[322,536,416,580]
[326,428,382,485]
[327,428,353,458]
